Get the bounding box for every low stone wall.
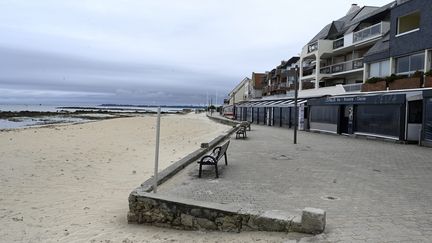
[128,190,326,234]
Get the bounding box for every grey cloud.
[0,47,235,104]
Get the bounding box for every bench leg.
[224,153,228,165]
[215,164,219,178]
[199,164,202,178]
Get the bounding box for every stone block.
[180,214,194,228]
[196,217,218,230]
[190,209,202,217]
[252,216,287,232]
[301,207,326,234]
[218,215,241,232]
[289,216,302,232]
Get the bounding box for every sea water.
[0,104,186,129]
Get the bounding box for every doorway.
[339,105,350,134]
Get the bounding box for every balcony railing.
[308,42,318,53]
[320,58,364,75]
[333,37,344,49]
[353,22,382,43]
[343,83,363,92]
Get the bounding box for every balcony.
[302,66,316,77]
[343,83,363,92]
[353,22,383,44]
[307,42,318,53]
[333,37,344,49]
[320,58,364,75]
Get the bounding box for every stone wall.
[128,191,326,234]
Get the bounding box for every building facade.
[299,3,394,93]
[262,57,300,97]
[364,0,432,83]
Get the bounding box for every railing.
[353,22,382,43]
[333,37,344,49]
[320,58,364,74]
[343,83,363,92]
[302,67,316,77]
[302,81,315,90]
[308,42,318,53]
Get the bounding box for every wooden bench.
[236,126,247,139]
[198,140,230,178]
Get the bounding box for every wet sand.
[0,113,295,243]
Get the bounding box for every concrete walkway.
[159,124,432,242]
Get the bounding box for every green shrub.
[385,74,408,83]
[425,70,432,77]
[365,77,383,84]
[412,70,424,78]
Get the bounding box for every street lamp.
[293,65,299,144]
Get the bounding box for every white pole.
[153,107,161,193]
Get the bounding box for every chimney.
[346,4,360,15]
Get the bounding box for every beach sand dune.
[0,113,290,242]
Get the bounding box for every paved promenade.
[159,124,432,242]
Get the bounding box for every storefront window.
[356,105,401,138]
[310,106,338,124]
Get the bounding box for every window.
[310,106,338,124]
[397,11,420,35]
[369,60,390,78]
[356,105,401,138]
[396,53,425,75]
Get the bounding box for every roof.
[363,32,391,62]
[365,32,390,56]
[308,2,395,44]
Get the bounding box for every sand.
[0,113,293,243]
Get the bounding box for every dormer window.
[397,11,420,36]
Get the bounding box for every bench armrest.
[199,155,217,164]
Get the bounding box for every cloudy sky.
[0,0,392,105]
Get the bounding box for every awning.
[238,98,308,108]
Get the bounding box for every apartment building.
[262,56,300,97]
[299,3,394,92]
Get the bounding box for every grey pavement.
[158,124,432,242]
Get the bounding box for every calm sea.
[0,104,187,129]
[0,104,184,113]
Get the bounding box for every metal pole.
[294,66,299,144]
[153,107,161,193]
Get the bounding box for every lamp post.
[293,65,299,144]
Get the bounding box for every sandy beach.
[0,113,290,243]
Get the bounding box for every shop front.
[308,94,408,140]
